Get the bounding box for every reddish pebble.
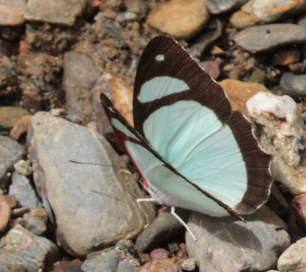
[200,61,220,79]
[10,115,32,140]
[0,198,11,232]
[150,248,171,259]
[273,49,301,66]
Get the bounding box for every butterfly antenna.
[171,206,197,241]
[69,160,125,168]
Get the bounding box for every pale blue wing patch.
[138,76,189,103]
[125,141,230,216]
[142,100,248,211]
[111,118,140,141]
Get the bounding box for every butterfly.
[100,35,272,233]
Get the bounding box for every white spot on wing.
[155,54,165,61]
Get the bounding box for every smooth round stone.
[234,24,306,53]
[280,72,306,98]
[146,0,210,40]
[205,0,247,14]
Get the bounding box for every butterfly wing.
[131,35,272,216]
[101,94,244,219]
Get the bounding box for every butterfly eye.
[155,54,165,61]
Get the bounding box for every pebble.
[63,52,101,123]
[23,0,88,26]
[53,261,82,272]
[9,171,41,208]
[135,208,187,253]
[0,224,59,272]
[230,0,306,29]
[200,61,220,79]
[186,206,290,272]
[234,24,306,53]
[146,0,210,40]
[278,237,306,272]
[150,248,171,259]
[0,0,26,26]
[219,79,269,118]
[247,92,306,195]
[0,107,29,130]
[0,195,11,232]
[82,240,141,272]
[288,62,306,74]
[28,111,155,257]
[13,159,33,176]
[291,193,306,233]
[205,0,247,14]
[280,72,306,98]
[273,49,301,66]
[136,256,177,272]
[10,115,32,140]
[12,206,48,236]
[0,136,25,188]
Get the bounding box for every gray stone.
[82,240,140,272]
[0,249,27,272]
[0,0,26,26]
[135,208,188,253]
[0,136,25,188]
[278,237,306,272]
[186,206,291,272]
[0,225,59,272]
[28,112,155,257]
[205,0,247,14]
[280,72,306,98]
[63,52,101,122]
[23,0,87,26]
[234,24,306,52]
[9,171,41,208]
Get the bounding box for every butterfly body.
[101,36,272,219]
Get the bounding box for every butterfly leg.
[171,206,196,241]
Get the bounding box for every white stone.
[247,92,306,195]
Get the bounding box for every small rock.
[0,107,29,130]
[205,0,247,14]
[0,224,59,272]
[12,206,48,236]
[278,237,306,272]
[63,52,101,123]
[53,261,82,272]
[200,61,220,79]
[248,67,267,84]
[116,12,137,23]
[291,193,306,233]
[0,196,11,232]
[23,0,88,26]
[280,72,306,98]
[177,257,199,272]
[219,79,269,118]
[188,18,223,58]
[234,24,306,53]
[28,112,155,257]
[82,240,140,272]
[186,206,290,272]
[273,49,301,66]
[150,248,171,259]
[14,160,33,176]
[135,208,187,253]
[9,171,41,208]
[0,136,25,188]
[247,92,306,195]
[135,256,177,272]
[10,115,32,140]
[0,0,26,26]
[231,0,306,29]
[146,0,210,40]
[288,62,306,74]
